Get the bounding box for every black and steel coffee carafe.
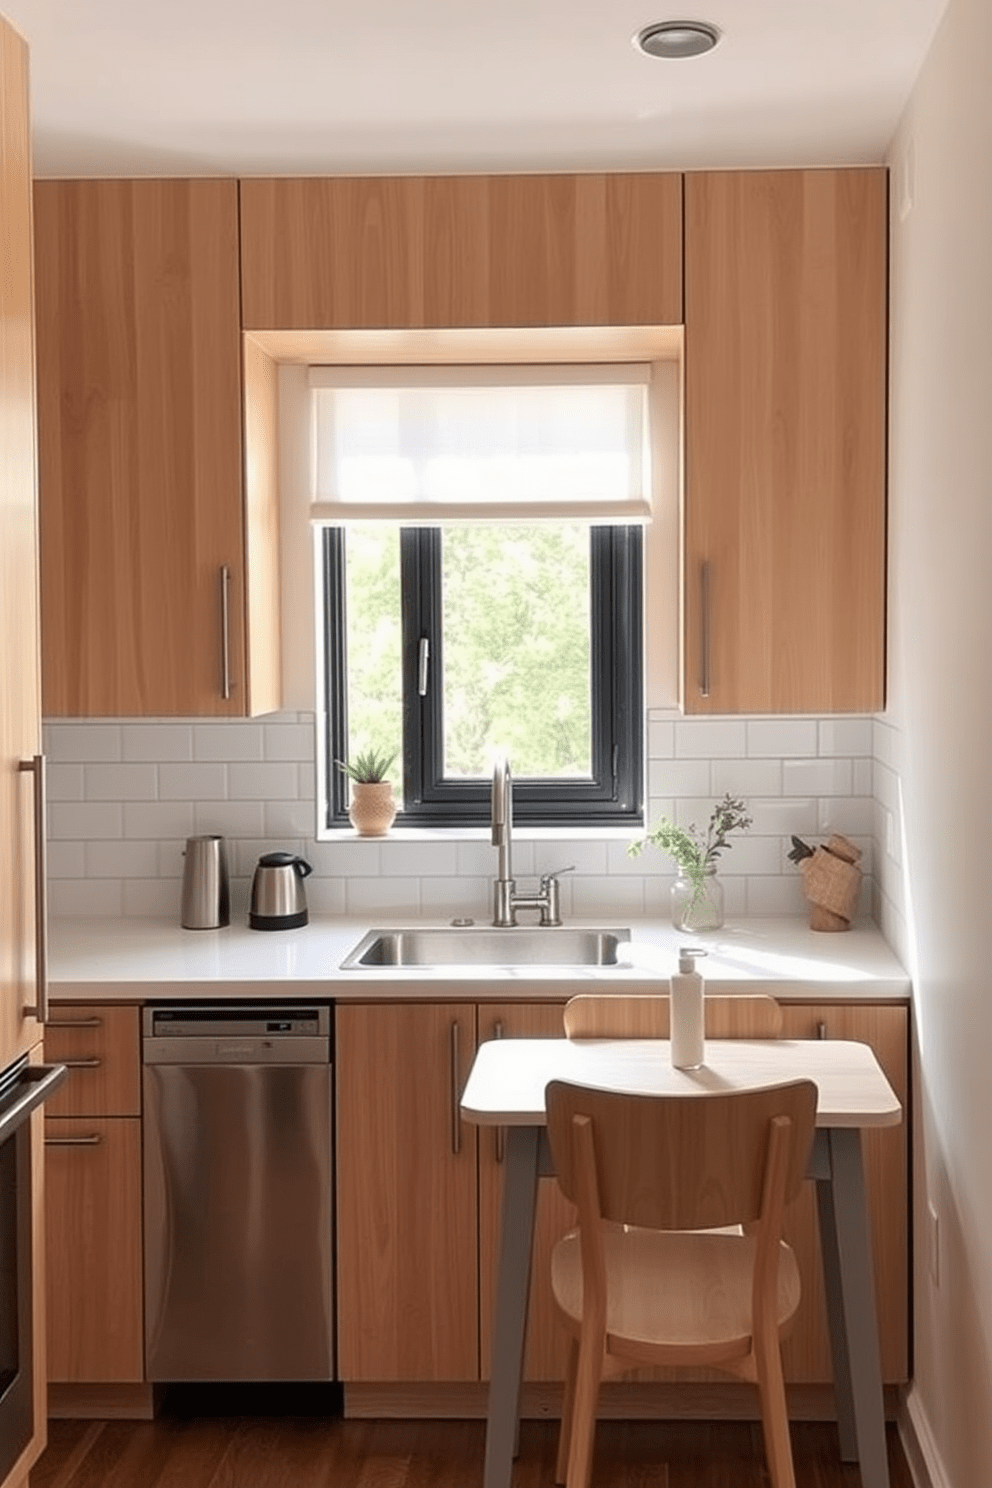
[249,852,312,930]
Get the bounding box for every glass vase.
[670,864,724,932]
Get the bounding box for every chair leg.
[755,1341,797,1488]
[565,1330,604,1488]
[555,1337,579,1485]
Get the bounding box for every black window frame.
[323,524,643,829]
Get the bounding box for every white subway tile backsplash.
[44,723,121,763]
[229,761,300,800]
[159,762,228,801]
[346,876,420,917]
[49,801,123,840]
[420,876,492,919]
[123,724,193,762]
[124,878,182,918]
[194,724,265,762]
[264,722,316,761]
[262,800,315,838]
[818,718,872,756]
[652,759,711,797]
[47,764,85,802]
[674,719,747,758]
[381,841,459,878]
[84,763,158,801]
[43,710,888,925]
[49,877,123,917]
[647,719,675,759]
[86,840,161,878]
[711,759,782,797]
[782,758,854,797]
[746,719,817,757]
[123,801,195,840]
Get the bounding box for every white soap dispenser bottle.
[670,946,707,1070]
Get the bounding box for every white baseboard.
[899,1386,953,1488]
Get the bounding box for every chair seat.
[551,1225,802,1365]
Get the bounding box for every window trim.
[322,524,643,831]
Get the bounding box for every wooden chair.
[563,991,784,1041]
[546,1078,817,1488]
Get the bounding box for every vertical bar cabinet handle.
[18,754,49,1024]
[450,1019,462,1156]
[220,564,232,700]
[493,1021,505,1164]
[700,559,711,699]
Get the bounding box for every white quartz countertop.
[48,916,911,1004]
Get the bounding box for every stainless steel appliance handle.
[700,560,711,699]
[45,1132,102,1147]
[450,1020,462,1157]
[18,753,48,1023]
[0,1063,67,1143]
[220,564,232,700]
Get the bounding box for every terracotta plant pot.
[348,780,397,837]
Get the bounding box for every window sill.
[315,823,642,844]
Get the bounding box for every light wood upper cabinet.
[683,168,887,714]
[335,1002,479,1382]
[33,178,280,717]
[240,173,683,331]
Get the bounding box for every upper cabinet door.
[240,172,682,331]
[0,16,42,1073]
[34,179,249,717]
[683,169,888,714]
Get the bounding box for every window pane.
[440,525,592,779]
[344,525,403,770]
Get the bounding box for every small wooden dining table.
[460,1035,903,1488]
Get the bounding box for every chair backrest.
[546,1079,817,1232]
[562,992,783,1041]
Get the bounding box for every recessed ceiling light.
[634,20,721,58]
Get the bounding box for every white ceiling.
[4,0,948,179]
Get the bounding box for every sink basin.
[340,926,631,970]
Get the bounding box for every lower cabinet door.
[477,1001,575,1383]
[335,1002,479,1382]
[45,1116,144,1383]
[777,1003,909,1385]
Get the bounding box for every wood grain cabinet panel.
[44,1005,140,1118]
[335,1002,479,1382]
[683,168,887,714]
[44,1116,144,1383]
[240,173,682,331]
[777,1003,909,1385]
[478,1002,573,1384]
[33,178,279,717]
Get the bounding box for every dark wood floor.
[30,1393,916,1488]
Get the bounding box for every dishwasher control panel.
[143,1004,331,1063]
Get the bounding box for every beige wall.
[886,0,992,1482]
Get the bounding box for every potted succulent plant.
[628,792,752,931]
[337,747,399,837]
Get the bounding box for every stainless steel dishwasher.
[142,1004,333,1382]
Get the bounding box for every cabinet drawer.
[45,1115,144,1383]
[45,1005,141,1117]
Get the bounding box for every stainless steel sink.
[340,926,631,970]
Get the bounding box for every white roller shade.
[308,364,652,524]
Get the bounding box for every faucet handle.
[538,866,573,927]
[539,864,575,886]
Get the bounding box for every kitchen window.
[311,366,649,830]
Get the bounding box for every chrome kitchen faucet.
[491,755,572,927]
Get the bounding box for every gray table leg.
[818,1127,890,1488]
[483,1124,541,1488]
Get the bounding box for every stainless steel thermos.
[180,835,230,929]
